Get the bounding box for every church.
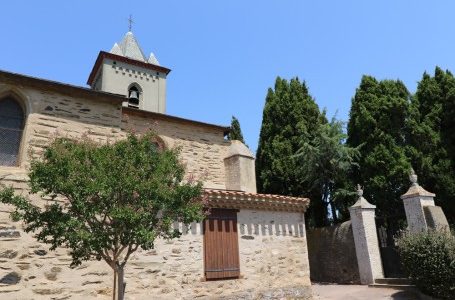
[0,31,312,299]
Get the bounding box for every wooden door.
[203,209,240,280]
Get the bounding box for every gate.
[375,216,406,278]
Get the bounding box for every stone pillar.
[401,169,435,233]
[224,140,256,193]
[349,185,384,284]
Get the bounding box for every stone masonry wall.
[237,210,311,293]
[0,86,311,298]
[122,113,230,189]
[0,85,124,170]
[1,84,230,189]
[1,210,311,299]
[306,221,360,284]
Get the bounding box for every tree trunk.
[112,269,117,300]
[117,266,125,300]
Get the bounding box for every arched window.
[128,84,142,108]
[0,98,25,166]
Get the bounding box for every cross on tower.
[128,15,134,32]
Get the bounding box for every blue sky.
[2,1,455,152]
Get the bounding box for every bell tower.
[87,31,171,114]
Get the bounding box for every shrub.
[397,230,455,299]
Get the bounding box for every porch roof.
[204,189,310,213]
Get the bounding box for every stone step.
[375,278,412,285]
[369,283,416,290]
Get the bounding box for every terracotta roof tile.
[204,189,310,213]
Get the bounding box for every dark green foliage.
[397,231,455,299]
[407,67,455,223]
[228,116,245,143]
[0,131,204,299]
[295,117,360,225]
[347,76,411,217]
[256,77,326,226]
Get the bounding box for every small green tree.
[0,131,205,300]
[295,117,360,225]
[228,115,245,143]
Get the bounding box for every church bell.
[128,90,140,106]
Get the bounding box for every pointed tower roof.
[110,43,122,56]
[148,53,160,65]
[109,31,148,63]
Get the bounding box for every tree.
[407,67,455,223]
[256,77,327,226]
[347,75,411,218]
[0,131,205,300]
[228,115,245,143]
[295,117,360,225]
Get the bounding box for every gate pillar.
[349,185,384,284]
[401,169,435,234]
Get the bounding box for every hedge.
[397,230,455,299]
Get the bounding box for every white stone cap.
[225,140,254,159]
[401,168,435,199]
[350,184,376,209]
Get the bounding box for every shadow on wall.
[239,221,305,237]
[170,220,306,237]
[171,222,203,235]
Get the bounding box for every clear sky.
[2,1,455,152]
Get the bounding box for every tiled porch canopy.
[204,189,310,213]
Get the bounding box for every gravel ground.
[312,284,421,300]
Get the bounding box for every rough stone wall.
[1,84,231,189]
[237,210,311,290]
[123,113,229,189]
[0,86,126,299]
[0,86,311,299]
[306,221,360,284]
[0,85,124,170]
[0,210,311,299]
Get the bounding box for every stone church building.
[0,32,311,299]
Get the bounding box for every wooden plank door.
[203,209,240,280]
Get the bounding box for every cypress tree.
[407,67,455,223]
[228,116,245,144]
[347,75,411,218]
[256,77,326,226]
